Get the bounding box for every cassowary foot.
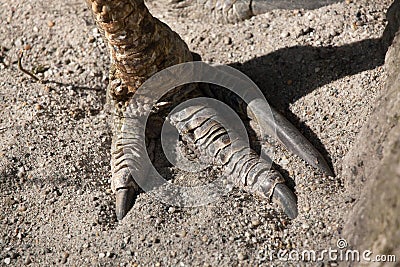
[87,0,333,221]
[111,102,302,221]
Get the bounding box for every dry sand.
[0,0,394,266]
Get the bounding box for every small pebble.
[125,250,132,256]
[303,206,311,213]
[155,218,162,225]
[62,252,69,263]
[88,36,96,43]
[18,204,27,212]
[245,32,253,39]
[280,157,289,165]
[99,252,105,258]
[4,258,11,265]
[237,252,247,261]
[17,167,25,178]
[306,13,315,20]
[14,38,23,47]
[179,230,187,238]
[47,20,55,27]
[168,207,176,213]
[223,36,232,45]
[280,31,290,38]
[330,30,340,37]
[34,104,43,111]
[251,219,261,227]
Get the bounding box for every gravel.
[0,0,393,266]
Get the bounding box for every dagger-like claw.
[270,108,334,177]
[271,183,298,219]
[251,0,341,15]
[115,187,136,221]
[247,99,334,177]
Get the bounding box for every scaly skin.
[169,104,298,219]
[87,0,196,219]
[87,0,193,101]
[87,0,333,220]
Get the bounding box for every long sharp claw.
[251,0,341,14]
[115,187,136,221]
[271,183,298,219]
[271,108,334,177]
[247,99,334,176]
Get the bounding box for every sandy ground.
[0,0,394,266]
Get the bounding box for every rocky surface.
[0,0,396,266]
[343,0,400,266]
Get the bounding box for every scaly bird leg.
[87,0,193,219]
[87,0,331,220]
